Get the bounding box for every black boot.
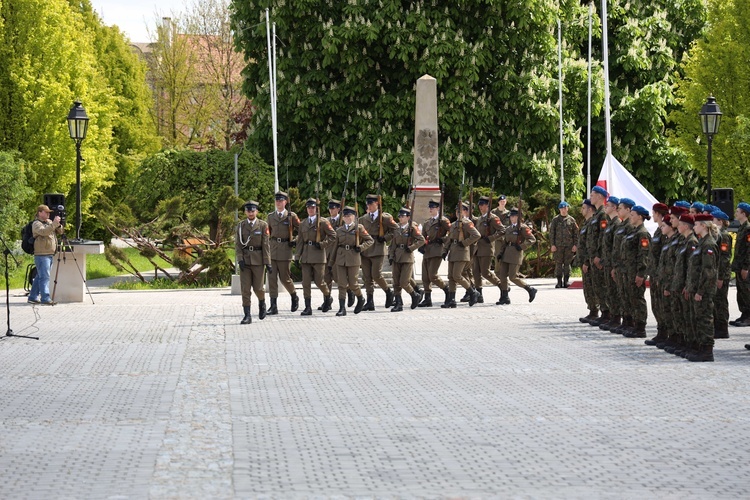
[555,276,562,288]
[410,289,422,309]
[384,288,394,308]
[391,295,403,312]
[291,294,299,312]
[442,287,450,305]
[418,291,433,308]
[258,300,267,320]
[321,295,333,313]
[267,297,278,315]
[347,289,355,307]
[336,298,347,316]
[468,287,480,307]
[496,289,511,305]
[300,297,312,316]
[441,291,456,308]
[363,292,375,311]
[476,287,484,304]
[353,295,365,314]
[414,283,423,296]
[525,286,537,303]
[460,289,471,302]
[240,305,252,324]
[563,274,570,288]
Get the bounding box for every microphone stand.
[1,233,39,340]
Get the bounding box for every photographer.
[28,204,63,305]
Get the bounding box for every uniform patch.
[721,243,729,252]
[746,234,750,242]
[361,229,369,236]
[600,220,608,229]
[265,227,270,234]
[707,249,714,255]
[640,238,649,248]
[414,227,421,236]
[468,222,474,229]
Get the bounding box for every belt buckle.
[307,241,314,246]
[276,238,283,243]
[344,245,351,250]
[248,246,254,251]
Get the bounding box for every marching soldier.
[549,201,579,288]
[620,205,651,338]
[296,198,337,315]
[441,202,482,307]
[578,199,599,322]
[471,195,506,301]
[359,194,399,310]
[712,209,732,338]
[491,194,511,226]
[730,202,750,327]
[266,191,300,315]
[496,207,538,304]
[388,207,426,311]
[321,199,352,309]
[685,213,718,361]
[459,201,479,302]
[418,198,451,307]
[235,201,271,325]
[329,206,373,316]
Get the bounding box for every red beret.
[693,213,713,222]
[670,206,688,217]
[679,214,695,224]
[652,203,669,214]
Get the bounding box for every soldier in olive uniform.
[441,202,482,308]
[684,213,718,361]
[491,194,511,226]
[655,206,688,350]
[647,203,670,339]
[550,201,579,288]
[620,206,651,338]
[578,199,599,322]
[646,218,677,347]
[610,198,634,334]
[471,196,506,300]
[459,201,480,302]
[731,202,750,327]
[496,208,538,304]
[296,198,337,315]
[418,198,451,307]
[666,213,699,356]
[235,201,272,325]
[388,207,426,311]
[584,186,610,326]
[712,209,732,338]
[359,194,399,310]
[321,199,353,309]
[266,191,300,315]
[597,196,621,331]
[329,206,373,316]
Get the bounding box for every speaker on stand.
[711,188,734,219]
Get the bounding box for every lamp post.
[67,101,89,242]
[699,95,722,204]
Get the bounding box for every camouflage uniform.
[549,213,579,282]
[621,222,650,336]
[586,205,609,320]
[714,227,732,337]
[670,232,698,350]
[654,232,678,343]
[648,226,666,336]
[599,214,621,328]
[731,220,750,324]
[686,233,717,352]
[577,215,598,318]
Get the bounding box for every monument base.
[412,189,442,224]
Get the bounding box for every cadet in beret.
[583,186,609,325]
[329,206,373,316]
[609,198,634,333]
[685,213,718,361]
[321,199,351,309]
[472,195,506,301]
[296,198,337,315]
[712,209,732,339]
[646,217,678,348]
[731,202,750,328]
[577,199,599,323]
[619,206,651,338]
[496,208,537,304]
[491,194,510,226]
[359,194,399,310]
[655,207,689,349]
[665,213,698,356]
[441,202,481,308]
[597,196,621,331]
[235,201,272,325]
[647,203,670,340]
[266,191,300,315]
[418,198,451,307]
[550,201,579,289]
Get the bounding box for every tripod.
[51,232,95,305]
[1,233,39,340]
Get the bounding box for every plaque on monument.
[412,75,442,224]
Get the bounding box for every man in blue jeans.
[28,204,63,305]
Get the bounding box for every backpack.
[21,220,35,255]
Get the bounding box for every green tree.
[0,151,34,255]
[669,0,750,204]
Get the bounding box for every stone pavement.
[1,279,749,499]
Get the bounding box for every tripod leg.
[51,250,63,303]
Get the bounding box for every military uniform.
[610,218,631,333]
[441,216,481,307]
[491,204,511,226]
[322,202,344,305]
[731,218,750,326]
[496,217,537,304]
[235,201,271,324]
[459,210,479,302]
[329,209,374,316]
[648,225,666,337]
[649,229,678,346]
[549,210,579,287]
[669,229,698,354]
[714,225,732,337]
[577,208,598,321]
[267,199,300,314]
[388,209,426,311]
[295,200,337,315]
[621,219,650,337]
[359,198,399,310]
[586,205,609,324]
[686,228,717,360]
[472,206,506,296]
[598,210,621,330]
[418,203,451,307]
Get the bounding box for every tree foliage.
[0,151,34,265]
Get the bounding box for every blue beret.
[703,204,717,213]
[691,202,705,212]
[619,198,636,209]
[675,200,691,209]
[632,205,650,218]
[592,185,608,197]
[606,196,620,206]
[558,201,570,209]
[712,209,729,221]
[582,199,594,208]
[738,202,750,214]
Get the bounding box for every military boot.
[336,298,347,317]
[729,312,747,326]
[688,343,714,362]
[645,327,667,346]
[714,321,729,339]
[579,308,598,323]
[240,305,252,325]
[258,300,267,320]
[442,287,450,305]
[410,289,422,309]
[600,315,620,332]
[441,291,457,309]
[363,292,375,311]
[563,274,570,288]
[347,289,355,307]
[590,310,609,327]
[496,289,511,305]
[321,295,333,313]
[555,276,563,288]
[459,289,471,302]
[664,334,683,354]
[626,321,647,338]
[467,287,480,307]
[417,291,433,308]
[291,294,299,312]
[391,295,404,312]
[476,287,484,304]
[414,283,424,296]
[613,315,629,334]
[384,288,394,308]
[353,295,365,314]
[525,286,537,303]
[300,297,313,316]
[267,297,279,316]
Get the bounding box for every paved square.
[1,280,749,498]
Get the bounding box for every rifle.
[354,171,360,246]
[437,182,448,240]
[469,177,474,219]
[487,177,495,237]
[377,164,384,238]
[287,166,293,244]
[457,169,466,242]
[316,165,321,243]
[339,167,350,228]
[406,183,415,245]
[516,184,525,246]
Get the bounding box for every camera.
[53,204,67,226]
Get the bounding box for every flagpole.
[601,0,613,181]
[558,17,564,201]
[587,2,593,194]
[266,10,279,193]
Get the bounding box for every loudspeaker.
[44,193,65,210]
[712,188,734,219]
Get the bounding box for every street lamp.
[699,95,722,204]
[67,101,89,242]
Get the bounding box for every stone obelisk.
[411,75,442,224]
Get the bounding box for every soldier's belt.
[306,240,316,246]
[274,237,289,243]
[245,246,262,251]
[397,244,407,248]
[343,244,355,250]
